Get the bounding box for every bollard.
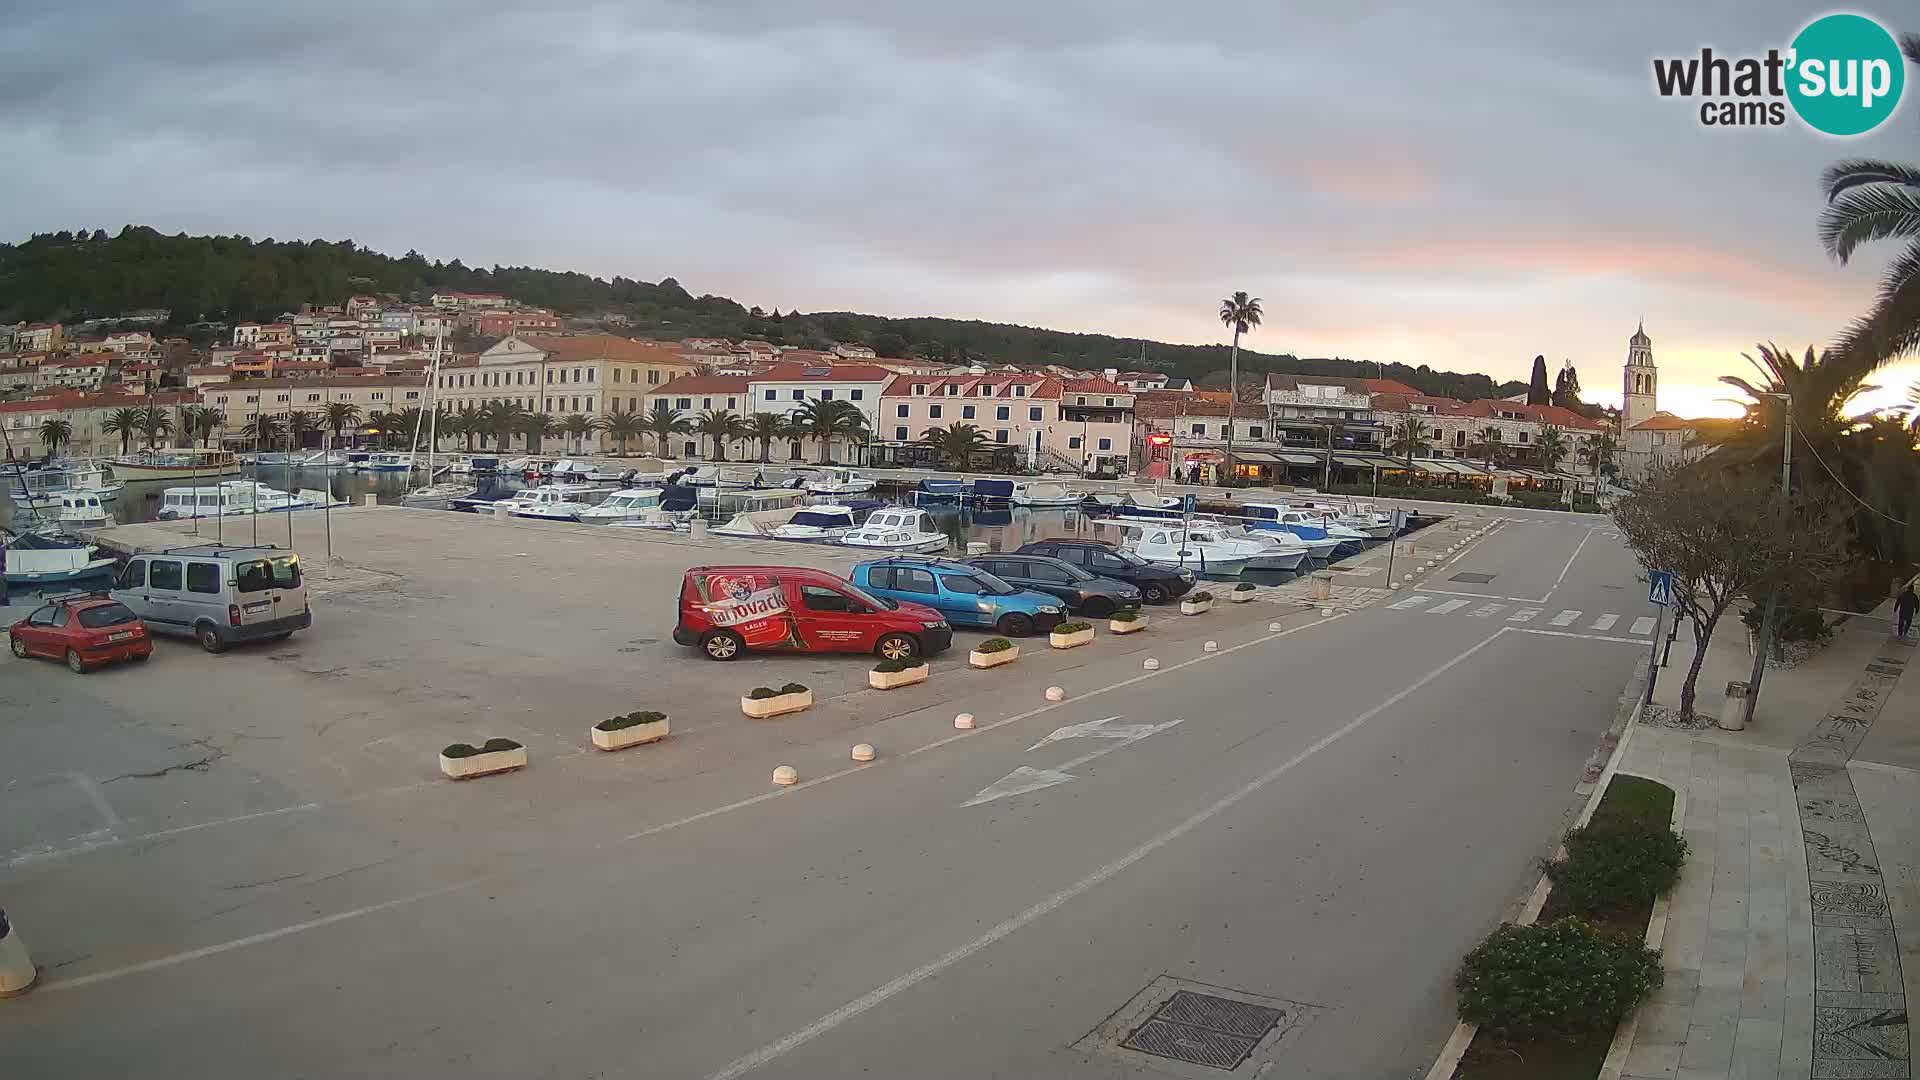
[1044,686,1066,702]
[361,493,378,507]
[1143,658,1160,671]
[1308,571,1335,603]
[850,743,876,762]
[0,908,34,998]
[1268,622,1285,632]
[1388,582,1401,590]
[492,502,511,520]
[689,518,709,540]
[954,713,976,730]
[1203,640,1218,652]
[966,541,989,556]
[1320,607,1335,617]
[771,765,798,786]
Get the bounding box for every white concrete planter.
[868,664,929,690]
[1049,626,1095,649]
[1109,616,1147,634]
[591,715,670,751]
[741,689,813,718]
[0,917,35,998]
[439,744,527,780]
[1180,598,1214,616]
[968,646,1020,669]
[1229,588,1257,603]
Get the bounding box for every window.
[1097,437,1112,451]
[1014,385,1026,397]
[821,390,833,400]
[613,368,622,383]
[1068,436,1082,449]
[405,391,419,400]
[648,370,660,385]
[1029,407,1041,422]
[26,605,55,627]
[929,404,942,419]
[727,397,738,409]
[186,562,221,594]
[586,369,594,383]
[895,426,908,440]
[893,568,938,594]
[702,397,713,410]
[372,392,384,401]
[1026,562,1072,584]
[676,398,691,410]
[946,384,959,396]
[1518,430,1530,444]
[995,429,1008,443]
[50,606,70,628]
[547,370,555,383]
[149,560,183,591]
[119,560,147,589]
[766,390,777,401]
[850,389,863,400]
[307,393,320,402]
[572,368,582,383]
[800,584,861,613]
[1105,397,1115,406]
[1191,423,1206,436]
[246,395,258,403]
[629,397,638,410]
[996,406,1010,421]
[913,384,926,395]
[685,440,698,456]
[792,389,804,401]
[896,404,909,418]
[545,397,554,411]
[939,574,985,594]
[1246,425,1262,439]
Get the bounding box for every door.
[234,554,304,628]
[184,560,228,628]
[886,565,965,624]
[793,582,877,652]
[1010,559,1078,604]
[144,558,186,630]
[1084,548,1136,585]
[933,572,997,625]
[16,604,59,658]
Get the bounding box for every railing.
[1264,389,1371,410]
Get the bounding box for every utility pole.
[1742,393,1792,728]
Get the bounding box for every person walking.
[1897,581,1918,639]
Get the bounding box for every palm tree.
[560,412,598,454]
[643,401,691,459]
[1217,291,1263,482]
[102,406,142,455]
[921,422,989,470]
[321,402,362,447]
[240,411,283,445]
[599,408,643,455]
[137,406,174,449]
[1533,424,1569,471]
[794,398,868,464]
[389,407,425,450]
[1581,433,1619,482]
[38,418,72,457]
[1385,416,1429,458]
[744,412,784,463]
[1708,343,1876,472]
[1469,425,1503,469]
[182,405,223,448]
[516,412,555,452]
[286,409,320,450]
[479,401,527,453]
[453,404,484,451]
[1816,33,1920,370]
[776,415,810,463]
[694,409,746,461]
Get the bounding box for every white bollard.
[850,743,875,762]
[1268,622,1285,632]
[953,713,975,730]
[492,502,511,520]
[1044,686,1066,702]
[966,541,989,556]
[361,493,378,507]
[1203,640,1218,652]
[771,765,798,786]
[689,518,708,540]
[1143,658,1160,671]
[1403,573,1413,581]
[1320,607,1335,617]
[0,909,34,998]
[1389,582,1402,590]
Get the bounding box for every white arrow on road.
[964,716,1185,807]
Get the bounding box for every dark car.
[1015,539,1195,604]
[964,553,1143,618]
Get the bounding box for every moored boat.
[839,507,950,553]
[108,448,241,483]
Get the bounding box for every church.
[1615,321,1711,483]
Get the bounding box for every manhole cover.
[1450,572,1495,584]
[1118,990,1284,1071]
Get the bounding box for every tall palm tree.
[1385,416,1429,458]
[1217,291,1263,482]
[776,415,810,463]
[454,404,484,451]
[286,409,320,450]
[560,412,598,454]
[1816,33,1920,370]
[921,422,988,470]
[390,407,425,451]
[694,409,746,461]
[137,406,174,449]
[182,405,223,448]
[517,412,556,453]
[599,408,643,455]
[744,412,784,463]
[240,411,283,444]
[321,402,362,447]
[1708,343,1876,471]
[102,406,142,455]
[1581,433,1619,482]
[794,398,868,464]
[642,401,691,458]
[1533,424,1569,471]
[1469,425,1503,469]
[479,401,527,453]
[38,418,72,457]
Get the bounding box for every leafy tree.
[453,404,484,451]
[182,405,223,448]
[599,408,642,455]
[560,412,599,454]
[871,332,910,358]
[1527,354,1551,406]
[38,417,72,456]
[1534,424,1569,471]
[240,411,283,445]
[101,406,142,455]
[792,398,868,464]
[321,401,362,446]
[694,409,747,461]
[1216,291,1262,478]
[286,409,320,449]
[517,411,555,452]
[1386,416,1430,458]
[921,422,988,470]
[642,400,690,458]
[479,401,527,453]
[776,414,809,462]
[1469,425,1503,468]
[743,412,784,463]
[1581,433,1619,481]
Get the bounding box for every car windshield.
[839,579,893,610]
[76,603,138,628]
[236,555,301,593]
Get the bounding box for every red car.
[7,594,153,673]
[672,565,953,661]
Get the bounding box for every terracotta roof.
[187,365,229,375]
[653,374,753,395]
[881,373,1061,399]
[511,334,700,366]
[1133,389,1234,419]
[754,362,897,382]
[1629,411,1704,431]
[198,375,421,392]
[1060,377,1132,396]
[1373,394,1606,431]
[0,389,188,414]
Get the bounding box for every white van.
[111,544,312,653]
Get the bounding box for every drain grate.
[1449,572,1495,584]
[1119,990,1284,1071]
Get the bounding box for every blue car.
[851,557,1066,637]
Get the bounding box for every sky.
[2,1,1916,419]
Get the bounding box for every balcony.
[1265,389,1371,411]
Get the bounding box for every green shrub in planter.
[872,657,928,673]
[1188,590,1214,603]
[479,737,524,753]
[1543,821,1688,920]
[780,682,807,695]
[442,742,480,758]
[976,637,1014,653]
[1110,610,1141,623]
[597,710,667,732]
[748,683,811,699]
[1054,620,1092,634]
[1233,582,1255,592]
[1455,918,1663,1037]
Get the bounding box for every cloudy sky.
[3,1,1916,416]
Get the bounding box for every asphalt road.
[0,512,1654,1078]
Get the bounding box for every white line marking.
[1468,603,1506,618]
[1545,527,1596,599]
[1550,609,1582,627]
[701,630,1511,1080]
[1629,616,1657,636]
[1026,716,1135,752]
[1428,599,1470,615]
[969,720,1186,806]
[1504,626,1650,646]
[1414,586,1549,604]
[1591,614,1618,632]
[1509,608,1540,623]
[1388,595,1433,610]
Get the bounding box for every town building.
[13,323,64,353]
[646,374,755,460]
[874,371,1128,472]
[430,291,510,311]
[35,357,109,391]
[1614,323,1713,482]
[1,390,195,460]
[199,375,427,442]
[436,335,701,452]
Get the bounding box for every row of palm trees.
[430,397,875,462]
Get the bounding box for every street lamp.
[1742,391,1792,728]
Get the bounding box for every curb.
[1596,756,1687,1080]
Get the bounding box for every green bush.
[1187,591,1214,603]
[1543,821,1688,921]
[975,637,1014,653]
[1233,582,1255,592]
[780,682,808,695]
[1455,918,1663,1037]
[1054,620,1092,634]
[1110,610,1141,622]
[597,710,666,732]
[479,737,523,753]
[442,742,478,758]
[747,686,798,700]
[872,657,926,673]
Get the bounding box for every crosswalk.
[1386,593,1656,637]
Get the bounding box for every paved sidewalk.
[1614,623,1915,1080]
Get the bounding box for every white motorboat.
[1011,481,1082,507]
[8,462,122,508]
[2,531,118,585]
[52,490,111,530]
[1236,503,1352,557]
[576,488,664,524]
[1292,500,1394,539]
[252,452,297,466]
[839,507,950,553]
[400,483,479,511]
[155,481,341,519]
[771,504,868,541]
[111,448,241,482]
[505,487,592,520]
[1208,523,1309,571]
[604,512,680,531]
[364,452,414,472]
[1114,522,1268,577]
[803,469,876,497]
[1121,491,1183,517]
[301,450,349,468]
[500,456,534,473]
[549,459,596,480]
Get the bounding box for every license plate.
[244,601,271,613]
[109,631,132,642]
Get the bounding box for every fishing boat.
[770,501,882,542]
[584,464,635,483]
[363,452,414,472]
[399,483,479,511]
[1120,491,1184,517]
[549,460,597,480]
[802,469,876,497]
[1206,522,1309,571]
[8,462,123,508]
[710,506,804,537]
[252,452,297,466]
[108,447,241,482]
[2,531,118,585]
[1235,504,1348,558]
[1113,522,1258,577]
[301,450,349,468]
[969,478,1015,502]
[52,490,111,531]
[912,478,967,503]
[839,507,950,553]
[1010,481,1082,507]
[576,488,664,524]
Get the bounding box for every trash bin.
[1718,680,1750,731]
[0,908,35,998]
[1309,571,1335,603]
[689,518,708,540]
[492,502,511,520]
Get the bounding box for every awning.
[1433,459,1488,476]
[1227,449,1285,465]
[1407,459,1453,475]
[1333,453,1404,469]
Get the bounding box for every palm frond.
[1820,158,1920,200]
[1818,183,1920,263]
[1902,31,1919,67]
[1833,256,1920,369]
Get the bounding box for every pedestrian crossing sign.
[1649,570,1674,607]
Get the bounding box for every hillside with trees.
[1,225,1526,399]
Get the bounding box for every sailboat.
[400,335,477,510]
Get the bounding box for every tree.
[1470,425,1503,468]
[920,422,989,470]
[743,412,784,463]
[286,409,320,449]
[1581,433,1619,481]
[1217,292,1262,482]
[560,412,598,454]
[642,401,690,458]
[1816,32,1920,370]
[38,418,72,456]
[871,332,910,358]
[1613,466,1850,718]
[599,408,642,455]
[240,411,283,445]
[776,415,809,463]
[793,398,868,464]
[101,406,142,455]
[1386,416,1430,458]
[1527,354,1551,406]
[321,401,362,446]
[1553,362,1584,409]
[517,412,555,452]
[479,401,527,453]
[694,409,746,461]
[137,406,173,448]
[183,405,223,448]
[453,404,484,451]
[1534,424,1569,471]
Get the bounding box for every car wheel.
[995,612,1034,637]
[875,633,919,661]
[700,630,744,661]
[133,651,151,662]
[197,623,226,654]
[271,632,293,641]
[1083,597,1116,619]
[66,649,88,674]
[1140,583,1169,604]
[9,636,26,659]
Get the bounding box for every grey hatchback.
[962,552,1142,618]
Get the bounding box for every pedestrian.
[1898,582,1918,639]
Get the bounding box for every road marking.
[1025,716,1141,752]
[1468,603,1506,618]
[1508,608,1540,623]
[1629,616,1657,636]
[1504,626,1651,646]
[1549,528,1596,596]
[702,629,1512,1080]
[968,719,1186,807]
[1591,614,1618,632]
[1550,609,1582,627]
[1427,599,1471,615]
[1388,595,1433,610]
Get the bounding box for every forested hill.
[1,226,1526,400]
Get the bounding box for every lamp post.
[1320,422,1335,491]
[1742,391,1792,728]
